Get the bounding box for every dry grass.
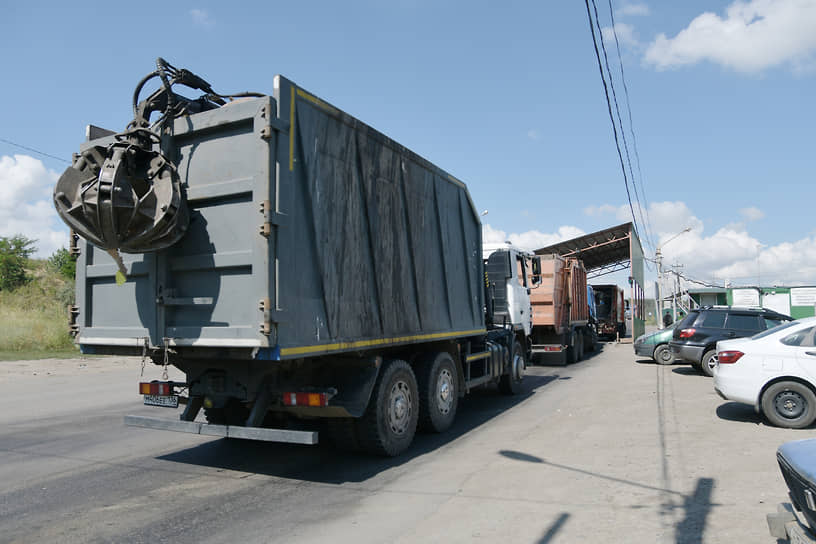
[0,261,75,353]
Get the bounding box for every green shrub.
[0,235,36,291]
[0,256,75,352]
[48,247,76,280]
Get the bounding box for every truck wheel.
[566,333,577,365]
[575,331,584,362]
[499,341,525,395]
[653,344,674,365]
[356,359,418,456]
[584,330,596,353]
[417,352,458,433]
[700,349,717,377]
[761,381,816,429]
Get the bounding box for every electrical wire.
[0,137,69,164]
[605,0,656,252]
[583,0,642,244]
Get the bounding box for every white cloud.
[583,204,618,216]
[644,0,816,73]
[553,199,816,287]
[190,8,214,28]
[618,3,650,17]
[739,206,765,221]
[483,224,585,252]
[0,155,69,258]
[527,129,540,140]
[602,23,640,48]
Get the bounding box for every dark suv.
[669,306,792,377]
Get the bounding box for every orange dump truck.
[530,254,596,364]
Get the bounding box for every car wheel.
[653,344,673,365]
[761,381,816,429]
[700,349,717,377]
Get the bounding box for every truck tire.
[761,381,816,429]
[566,333,577,365]
[653,344,674,365]
[584,329,596,353]
[356,359,418,456]
[700,349,717,377]
[417,352,458,433]
[575,331,584,362]
[499,341,525,395]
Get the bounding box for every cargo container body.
[62,65,530,456]
[529,254,596,364]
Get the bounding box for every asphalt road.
[0,343,810,543]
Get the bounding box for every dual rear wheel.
[330,345,525,456]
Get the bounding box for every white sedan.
[714,316,816,429]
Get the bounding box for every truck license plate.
[144,394,179,408]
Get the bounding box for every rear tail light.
[139,382,174,396]
[717,350,744,364]
[282,392,329,407]
[679,328,696,338]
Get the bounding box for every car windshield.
[751,320,799,340]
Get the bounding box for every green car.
[633,325,676,364]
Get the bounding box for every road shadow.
[634,357,681,366]
[497,449,716,544]
[676,477,715,544]
[531,343,605,367]
[538,512,570,543]
[157,372,560,483]
[715,402,763,425]
[672,367,702,377]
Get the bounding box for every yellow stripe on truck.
[280,329,487,357]
[289,91,295,171]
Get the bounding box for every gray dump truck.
[54,59,535,456]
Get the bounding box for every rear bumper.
[124,415,318,444]
[670,342,705,364]
[713,368,761,408]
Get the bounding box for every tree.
[48,247,76,280]
[0,235,36,291]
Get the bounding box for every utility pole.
[670,263,684,322]
[655,228,690,328]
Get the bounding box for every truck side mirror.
[531,256,541,285]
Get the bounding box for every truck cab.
[484,244,535,337]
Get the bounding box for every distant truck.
[53,58,535,457]
[592,284,626,339]
[529,254,596,364]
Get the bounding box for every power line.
[582,0,642,244]
[0,137,70,164]
[605,0,656,252]
[589,0,647,246]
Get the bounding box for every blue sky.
[2,0,815,294]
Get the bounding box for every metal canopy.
[534,222,635,278]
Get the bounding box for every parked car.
[634,325,677,364]
[713,317,816,429]
[776,438,816,537]
[669,306,792,377]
